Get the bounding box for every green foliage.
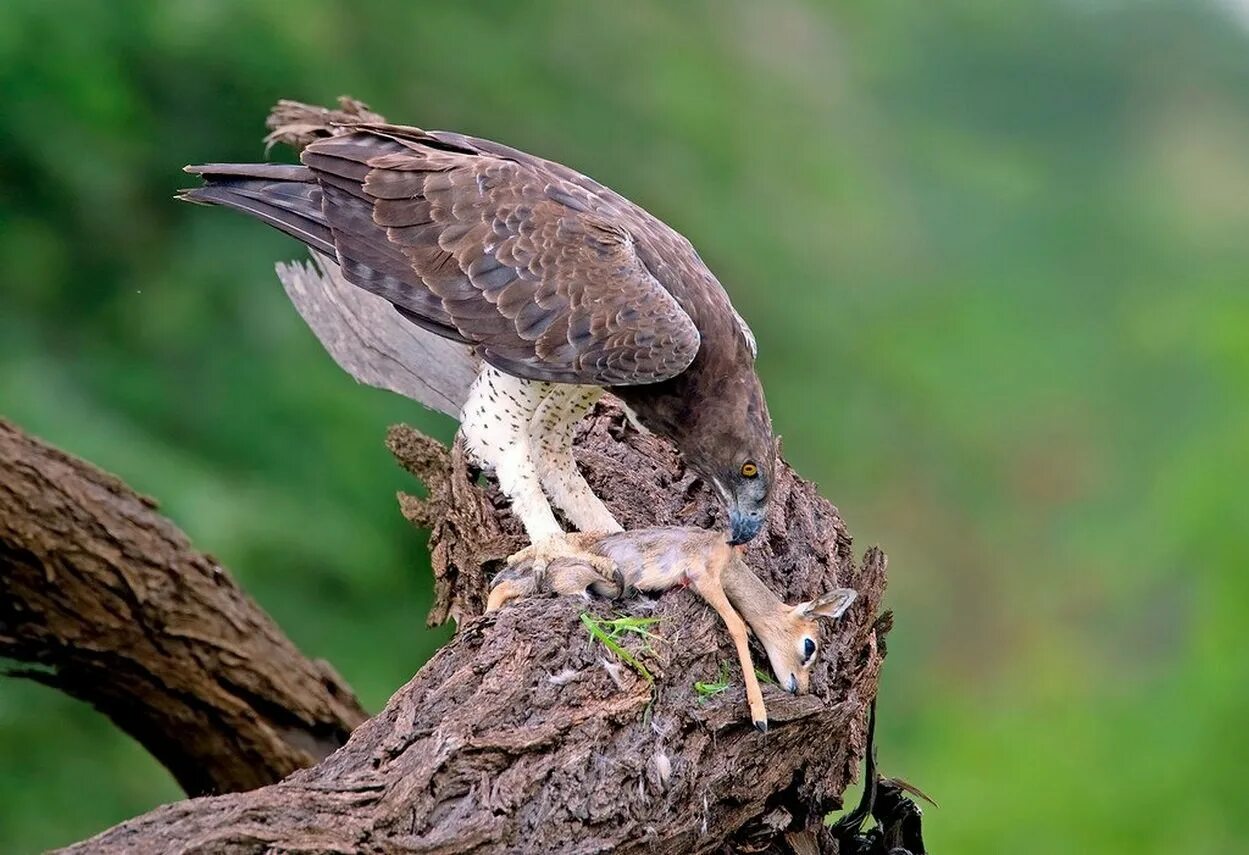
[694,662,734,700]
[694,662,776,702]
[1,1,1247,852]
[580,612,663,683]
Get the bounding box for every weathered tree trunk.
[0,419,367,796]
[35,402,889,854]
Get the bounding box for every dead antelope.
[487,527,856,732]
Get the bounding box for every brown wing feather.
[302,128,701,387]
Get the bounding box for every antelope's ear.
[797,588,857,620]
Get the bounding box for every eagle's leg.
[460,368,562,540]
[531,385,624,535]
[460,367,617,579]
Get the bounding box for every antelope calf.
[487,527,856,731]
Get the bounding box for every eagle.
[181,100,775,570]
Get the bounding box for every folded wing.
[186,124,702,387]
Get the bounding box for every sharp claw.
[611,566,628,599]
[505,534,619,597]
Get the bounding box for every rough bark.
[67,401,890,854]
[0,418,368,796]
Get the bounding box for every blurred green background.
[2,0,1246,851]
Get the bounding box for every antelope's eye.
[741,462,759,478]
[802,637,817,662]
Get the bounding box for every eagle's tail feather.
[177,163,336,257]
[264,97,386,153]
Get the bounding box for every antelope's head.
[751,586,857,694]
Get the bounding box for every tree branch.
[59,403,890,853]
[0,418,367,796]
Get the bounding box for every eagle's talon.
[506,533,618,582]
[611,566,636,601]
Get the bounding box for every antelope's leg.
[486,578,530,612]
[487,553,624,613]
[694,580,769,732]
[486,565,542,612]
[544,558,624,599]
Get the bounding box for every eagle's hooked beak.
[728,506,764,545]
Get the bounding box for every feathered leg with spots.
[459,367,618,578]
[530,384,623,535]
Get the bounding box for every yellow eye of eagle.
[741,462,759,478]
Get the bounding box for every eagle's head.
[616,319,775,544]
[678,367,775,545]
